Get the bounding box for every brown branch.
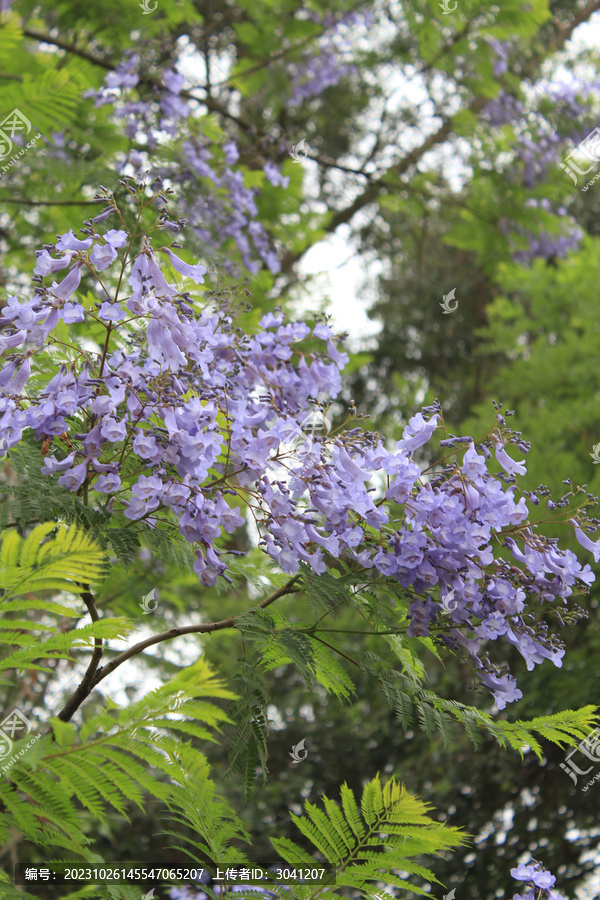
[86,576,301,692]
[309,154,375,180]
[552,0,600,52]
[23,27,115,70]
[279,98,488,273]
[0,198,98,206]
[57,586,103,723]
[24,0,600,280]
[211,0,367,88]
[280,1,600,274]
[310,633,362,669]
[22,26,257,133]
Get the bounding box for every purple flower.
[43,452,76,475]
[133,473,164,501]
[511,865,537,882]
[61,303,85,324]
[98,302,126,322]
[145,319,185,371]
[55,230,93,252]
[90,243,118,271]
[494,440,527,476]
[133,431,161,461]
[263,161,290,188]
[104,229,128,248]
[57,462,88,491]
[33,250,73,276]
[396,413,439,453]
[105,55,139,89]
[462,442,487,479]
[223,141,239,165]
[55,388,80,415]
[510,861,558,895]
[159,247,207,284]
[163,69,185,93]
[95,472,122,493]
[479,671,523,709]
[0,358,30,395]
[51,264,83,301]
[533,871,556,889]
[100,417,128,441]
[0,329,26,353]
[571,522,600,562]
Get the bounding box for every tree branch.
[552,0,600,52]
[22,27,258,133]
[23,27,115,70]
[0,198,98,206]
[279,1,600,274]
[85,576,301,693]
[57,586,103,723]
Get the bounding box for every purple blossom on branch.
[0,184,597,710]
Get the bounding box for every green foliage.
[0,521,106,600]
[0,442,109,534]
[0,70,81,137]
[3,0,600,896]
[270,775,466,898]
[0,441,197,572]
[0,661,235,885]
[376,654,599,758]
[226,657,272,801]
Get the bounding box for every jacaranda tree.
[0,179,599,899]
[2,0,600,898]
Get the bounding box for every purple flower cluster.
[0,193,597,708]
[478,78,597,264]
[178,141,287,275]
[510,861,567,900]
[285,9,372,107]
[86,55,287,275]
[511,200,583,265]
[482,78,599,190]
[515,131,565,188]
[482,91,525,128]
[512,224,583,264]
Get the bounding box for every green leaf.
[0,522,106,600]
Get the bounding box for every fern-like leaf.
[0,522,106,600]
